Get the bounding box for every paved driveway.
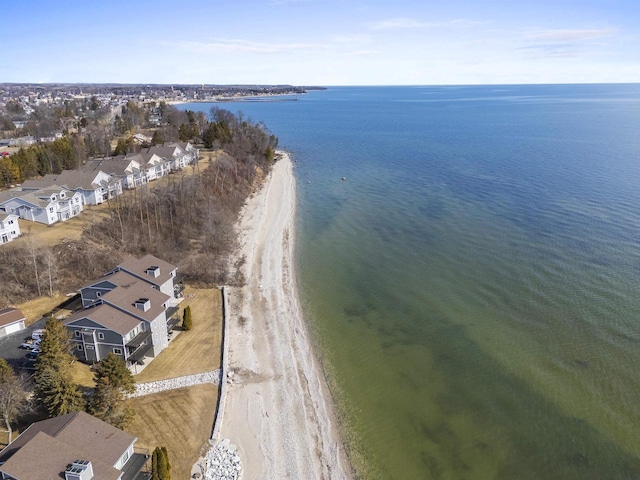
[0,317,46,371]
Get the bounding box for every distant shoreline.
[168,92,305,106]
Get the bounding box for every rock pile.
[204,439,242,480]
[131,370,221,397]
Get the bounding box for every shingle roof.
[0,308,25,327]
[0,411,136,477]
[81,269,142,292]
[117,253,177,289]
[0,431,121,480]
[101,280,170,323]
[64,303,141,335]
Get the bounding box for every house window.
[77,344,83,351]
[113,348,123,355]
[98,332,105,340]
[96,291,101,298]
[74,331,81,338]
[49,207,54,213]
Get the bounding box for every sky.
[2,0,639,85]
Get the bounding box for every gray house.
[67,278,170,367]
[114,254,179,299]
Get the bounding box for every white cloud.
[367,17,487,30]
[519,28,617,60]
[177,39,327,54]
[351,50,378,56]
[525,28,616,42]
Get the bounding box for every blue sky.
[2,0,639,85]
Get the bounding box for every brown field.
[127,383,218,480]
[15,294,69,325]
[135,286,222,383]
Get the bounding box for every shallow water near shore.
[180,85,640,479]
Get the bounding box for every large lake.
[180,84,640,479]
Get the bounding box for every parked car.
[32,329,46,341]
[20,338,40,349]
[27,350,39,360]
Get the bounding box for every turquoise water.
[180,85,640,479]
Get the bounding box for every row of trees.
[0,136,80,185]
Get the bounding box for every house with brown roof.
[0,411,150,480]
[66,278,170,368]
[115,254,179,299]
[0,308,26,338]
[66,254,180,368]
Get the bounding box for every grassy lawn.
[135,286,222,383]
[127,383,218,480]
[16,294,69,325]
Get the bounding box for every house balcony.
[126,330,152,349]
[127,342,153,365]
[121,448,151,480]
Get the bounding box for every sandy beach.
[220,152,352,479]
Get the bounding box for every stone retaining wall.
[131,370,220,397]
[210,285,230,443]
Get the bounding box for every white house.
[82,156,146,190]
[0,213,20,245]
[0,308,26,338]
[0,186,83,225]
[22,170,122,206]
[125,152,170,182]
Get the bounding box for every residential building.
[82,156,146,190]
[21,170,122,205]
[0,411,150,480]
[124,152,170,182]
[115,254,180,299]
[66,254,181,368]
[0,213,20,245]
[67,276,170,367]
[0,186,83,225]
[0,308,26,338]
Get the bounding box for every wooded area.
[0,107,279,306]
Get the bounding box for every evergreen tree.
[0,358,13,383]
[151,129,164,146]
[182,306,192,331]
[88,353,135,428]
[34,317,83,417]
[151,446,171,480]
